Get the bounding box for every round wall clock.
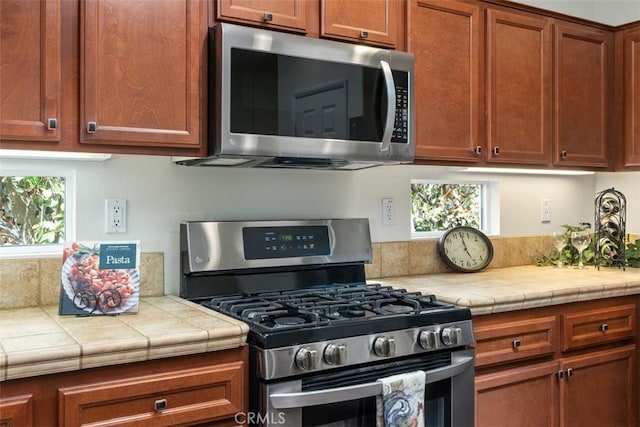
[437,226,493,273]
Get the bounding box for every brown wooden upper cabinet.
[80,0,207,153]
[0,0,62,147]
[620,24,640,169]
[321,0,403,48]
[216,0,307,33]
[411,0,484,162]
[1,0,207,157]
[553,21,611,168]
[485,8,553,166]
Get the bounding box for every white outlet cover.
[105,199,127,233]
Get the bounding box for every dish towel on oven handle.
[376,370,426,427]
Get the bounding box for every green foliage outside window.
[0,176,66,245]
[411,183,482,232]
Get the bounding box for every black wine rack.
[594,188,626,270]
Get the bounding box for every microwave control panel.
[391,70,409,144]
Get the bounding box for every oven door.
[263,348,474,427]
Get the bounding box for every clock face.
[437,227,493,273]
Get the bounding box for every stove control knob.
[295,348,319,371]
[418,330,438,350]
[373,336,396,358]
[441,327,463,346]
[324,344,347,365]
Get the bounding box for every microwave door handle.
[269,355,474,409]
[379,60,396,153]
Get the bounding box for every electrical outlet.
[106,199,127,233]
[541,198,551,223]
[382,198,394,226]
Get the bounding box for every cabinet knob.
[560,150,568,159]
[600,323,609,332]
[87,121,97,133]
[47,118,57,130]
[263,12,273,22]
[492,147,500,155]
[154,398,167,412]
[474,146,482,155]
[360,30,368,39]
[512,339,521,348]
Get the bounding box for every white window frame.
[0,168,76,258]
[410,178,500,239]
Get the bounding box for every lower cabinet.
[58,362,244,427]
[474,296,638,427]
[0,348,247,427]
[0,394,33,427]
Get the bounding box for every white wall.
[513,0,640,25]
[2,155,638,294]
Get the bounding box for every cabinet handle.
[263,12,273,22]
[154,398,167,412]
[566,368,573,378]
[47,118,57,130]
[87,121,97,133]
[512,339,521,348]
[492,147,500,155]
[360,30,368,39]
[556,370,564,379]
[560,150,568,159]
[474,146,482,155]
[600,323,609,332]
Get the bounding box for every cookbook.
[58,241,140,316]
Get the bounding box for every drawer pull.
[87,121,97,133]
[360,30,368,39]
[600,323,609,332]
[154,399,167,412]
[512,339,521,348]
[47,118,57,130]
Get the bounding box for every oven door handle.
[269,355,474,409]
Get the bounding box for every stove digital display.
[242,225,331,259]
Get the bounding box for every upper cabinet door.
[80,0,206,153]
[0,0,61,144]
[622,26,640,168]
[321,0,403,48]
[486,9,552,165]
[216,0,307,33]
[411,0,483,162]
[554,21,611,168]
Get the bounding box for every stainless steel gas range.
[180,219,474,427]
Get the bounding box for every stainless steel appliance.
[180,219,474,426]
[175,24,415,170]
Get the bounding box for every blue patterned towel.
[376,370,426,427]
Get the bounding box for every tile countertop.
[0,295,249,382]
[374,265,640,315]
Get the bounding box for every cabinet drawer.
[58,361,244,427]
[474,316,557,367]
[562,304,636,351]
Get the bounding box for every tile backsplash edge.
[0,252,164,310]
[365,234,640,279]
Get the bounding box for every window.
[0,170,75,257]
[411,179,498,237]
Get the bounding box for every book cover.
[58,241,140,315]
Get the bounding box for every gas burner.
[256,309,322,330]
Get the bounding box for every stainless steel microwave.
[176,23,415,170]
